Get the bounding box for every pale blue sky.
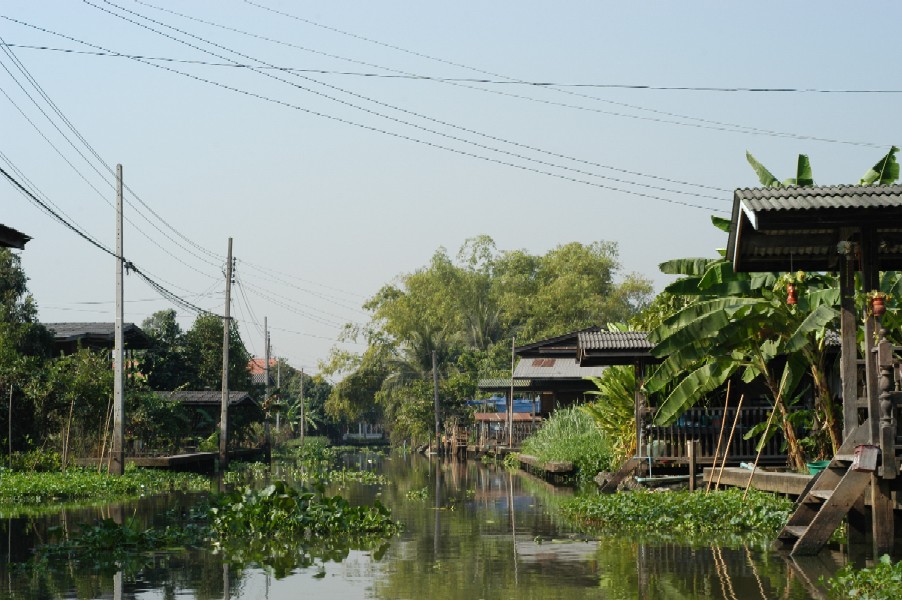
[3,1,899,371]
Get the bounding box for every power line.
[0,36,223,278]
[242,0,887,150]
[116,0,729,196]
[9,42,902,95]
[0,163,217,317]
[63,4,726,212]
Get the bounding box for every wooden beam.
[839,247,859,440]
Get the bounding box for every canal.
[2,450,826,598]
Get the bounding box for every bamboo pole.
[742,403,778,500]
[706,381,732,494]
[714,394,745,491]
[98,395,113,473]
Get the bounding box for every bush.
[520,406,614,482]
[7,448,61,472]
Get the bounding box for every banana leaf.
[653,359,738,425]
[658,258,720,276]
[859,146,900,185]
[746,151,780,187]
[784,305,839,353]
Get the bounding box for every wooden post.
[839,245,859,440]
[635,360,646,465]
[687,440,699,492]
[508,337,515,448]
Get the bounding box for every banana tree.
[645,217,845,470]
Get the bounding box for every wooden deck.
[75,447,266,472]
[703,467,812,496]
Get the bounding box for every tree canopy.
[322,236,653,444]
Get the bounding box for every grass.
[520,406,615,482]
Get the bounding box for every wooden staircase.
[774,424,872,556]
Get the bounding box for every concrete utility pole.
[219,238,233,469]
[299,368,305,443]
[111,164,125,475]
[508,336,515,449]
[264,317,271,452]
[432,350,440,452]
[276,360,281,432]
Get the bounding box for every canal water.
[1,451,829,599]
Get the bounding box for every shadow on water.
[0,451,836,599]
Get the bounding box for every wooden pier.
[75,447,266,473]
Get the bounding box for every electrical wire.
[34,7,722,212]
[242,0,887,150]
[0,38,223,278]
[92,0,726,203]
[9,43,902,94]
[0,163,218,316]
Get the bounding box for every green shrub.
[520,406,614,482]
[7,448,61,472]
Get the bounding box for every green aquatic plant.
[561,488,791,544]
[405,487,428,500]
[824,555,902,599]
[0,466,210,507]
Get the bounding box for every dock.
[75,447,266,473]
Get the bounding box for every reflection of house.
[44,322,152,355]
[0,223,30,249]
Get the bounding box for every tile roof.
[578,331,652,351]
[477,378,532,390]
[734,184,902,214]
[728,184,902,272]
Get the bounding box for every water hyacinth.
[561,488,792,544]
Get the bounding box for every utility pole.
[276,360,281,432]
[111,164,125,475]
[432,350,440,453]
[264,317,271,455]
[299,368,305,443]
[508,336,515,448]
[219,238,233,469]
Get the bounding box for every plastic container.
[806,460,831,475]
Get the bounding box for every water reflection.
[1,452,828,599]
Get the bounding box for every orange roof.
[248,357,277,375]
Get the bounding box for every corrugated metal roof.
[735,184,902,213]
[578,331,652,351]
[513,357,605,379]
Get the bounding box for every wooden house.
[727,184,902,556]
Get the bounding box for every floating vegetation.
[20,479,400,579]
[824,554,902,599]
[0,465,211,508]
[405,487,428,500]
[561,488,792,544]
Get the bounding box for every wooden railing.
[643,406,785,465]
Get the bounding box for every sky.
[2,1,900,374]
